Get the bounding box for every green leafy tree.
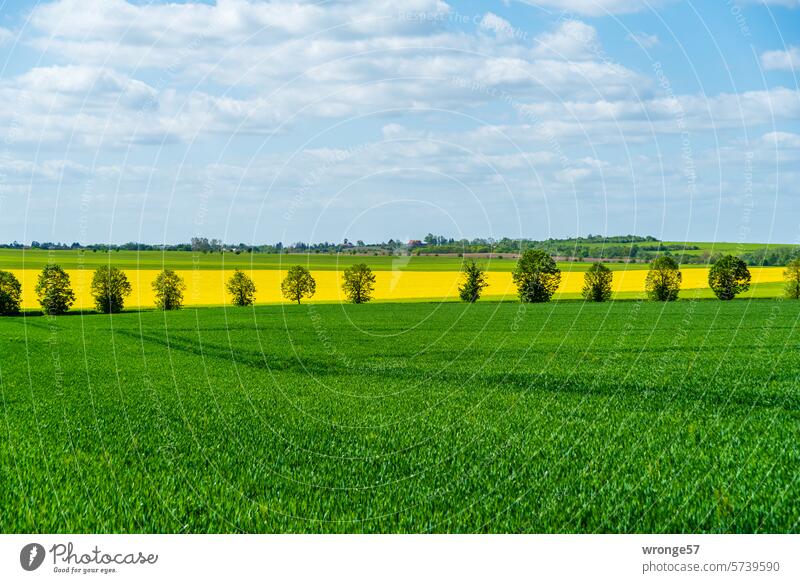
[0,270,22,315]
[342,263,376,304]
[512,249,561,303]
[226,269,257,306]
[281,266,316,304]
[152,269,186,310]
[785,257,800,299]
[35,265,76,315]
[645,256,682,301]
[90,266,132,313]
[708,255,751,300]
[581,263,613,302]
[459,260,488,303]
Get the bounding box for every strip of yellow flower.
[8,267,787,309]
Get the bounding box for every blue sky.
[0,0,798,245]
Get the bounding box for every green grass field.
[1,247,777,273]
[2,299,799,533]
[661,241,785,257]
[1,248,653,271]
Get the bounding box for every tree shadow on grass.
[5,308,157,319]
[111,328,800,415]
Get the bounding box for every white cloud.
[0,158,98,182]
[0,65,163,145]
[627,32,659,48]
[16,65,156,106]
[757,131,800,164]
[761,46,800,71]
[30,0,452,46]
[760,131,800,148]
[2,1,792,150]
[521,0,657,16]
[0,27,14,46]
[556,167,593,182]
[3,0,656,149]
[479,13,517,40]
[520,87,800,131]
[533,20,601,60]
[0,0,796,246]
[381,123,421,139]
[751,0,800,7]
[0,7,654,145]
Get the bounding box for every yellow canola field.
[9,267,787,309]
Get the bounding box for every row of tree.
[457,251,800,304]
[279,264,376,304]
[0,263,378,315]
[0,266,194,315]
[2,253,800,316]
[230,252,800,305]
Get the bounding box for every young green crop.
[1,300,798,533]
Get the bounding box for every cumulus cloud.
[4,2,791,147]
[0,65,163,145]
[760,131,800,148]
[627,32,659,48]
[760,46,800,71]
[505,87,800,154]
[30,0,451,46]
[0,0,795,244]
[0,27,14,46]
[751,0,800,7]
[479,13,518,40]
[533,20,601,60]
[16,66,156,106]
[521,0,657,16]
[0,4,652,145]
[524,87,800,121]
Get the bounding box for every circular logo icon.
[20,543,46,571]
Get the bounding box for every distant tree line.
[738,246,800,267]
[4,236,799,266]
[418,233,663,257]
